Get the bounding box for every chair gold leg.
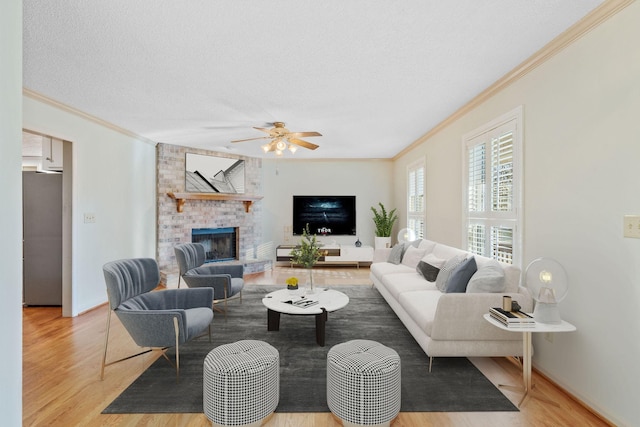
[100,308,113,380]
[173,316,180,382]
[224,286,228,318]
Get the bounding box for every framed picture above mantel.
[185,153,245,194]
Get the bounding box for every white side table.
[483,313,576,407]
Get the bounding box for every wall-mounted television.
[293,195,356,236]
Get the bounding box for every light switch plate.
[623,215,640,238]
[84,213,96,224]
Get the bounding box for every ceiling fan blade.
[231,136,270,143]
[253,127,273,134]
[288,131,322,138]
[288,138,319,150]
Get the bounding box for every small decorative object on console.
[286,277,299,290]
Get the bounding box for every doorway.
[22,130,73,316]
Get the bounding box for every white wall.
[394,3,640,425]
[0,0,23,424]
[261,159,394,249]
[23,96,158,315]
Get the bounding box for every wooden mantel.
[167,192,263,213]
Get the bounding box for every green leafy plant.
[370,202,398,237]
[290,224,324,268]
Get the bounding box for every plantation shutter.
[463,107,521,266]
[407,160,425,239]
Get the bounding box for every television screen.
[293,196,356,236]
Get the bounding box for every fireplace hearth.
[192,227,238,263]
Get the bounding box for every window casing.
[407,159,425,239]
[463,107,522,266]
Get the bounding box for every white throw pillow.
[466,259,506,293]
[401,246,427,269]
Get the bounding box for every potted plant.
[370,202,398,249]
[290,224,324,293]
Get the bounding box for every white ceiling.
[23,1,604,159]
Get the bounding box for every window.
[407,159,425,239]
[463,107,522,266]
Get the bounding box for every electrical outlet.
[623,215,640,238]
[544,332,554,343]
[84,213,96,224]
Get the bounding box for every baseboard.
[532,366,616,426]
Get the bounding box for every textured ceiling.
[23,1,604,159]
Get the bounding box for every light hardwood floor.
[23,266,611,427]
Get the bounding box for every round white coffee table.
[262,288,349,346]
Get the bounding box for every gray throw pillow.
[435,254,466,291]
[416,260,440,282]
[445,256,477,293]
[466,260,506,293]
[387,243,405,265]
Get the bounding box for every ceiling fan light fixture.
[231,122,321,156]
[275,138,287,151]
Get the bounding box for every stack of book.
[489,307,535,327]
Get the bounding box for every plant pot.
[374,237,391,250]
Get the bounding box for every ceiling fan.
[231,122,321,154]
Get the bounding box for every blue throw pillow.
[445,256,477,293]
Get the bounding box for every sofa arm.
[191,264,244,278]
[373,248,392,263]
[430,292,533,341]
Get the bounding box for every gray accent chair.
[101,257,214,381]
[174,243,244,317]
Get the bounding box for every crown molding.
[23,88,157,146]
[393,0,634,161]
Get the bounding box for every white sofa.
[370,239,533,370]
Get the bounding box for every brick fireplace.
[156,143,270,287]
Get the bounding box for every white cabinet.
[324,245,374,265]
[277,244,373,267]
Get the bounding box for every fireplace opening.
[191,227,238,263]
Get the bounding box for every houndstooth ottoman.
[327,340,401,427]
[203,340,279,427]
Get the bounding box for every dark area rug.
[103,285,517,414]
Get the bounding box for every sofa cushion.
[466,259,506,293]
[381,272,437,300]
[445,256,477,293]
[371,262,415,278]
[401,246,427,269]
[435,254,466,292]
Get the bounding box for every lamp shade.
[397,228,416,244]
[524,257,569,324]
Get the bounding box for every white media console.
[276,244,374,268]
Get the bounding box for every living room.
[2,1,639,426]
